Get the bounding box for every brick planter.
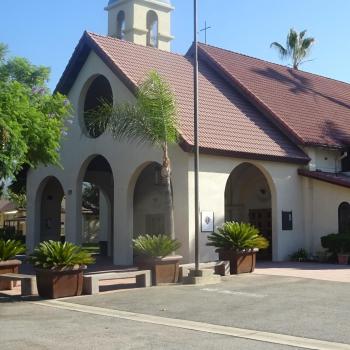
[217,249,257,274]
[0,260,21,290]
[135,255,182,285]
[35,267,86,299]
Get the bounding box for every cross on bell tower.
[105,0,174,52]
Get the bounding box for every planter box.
[217,249,257,274]
[0,260,21,290]
[36,268,85,299]
[135,255,182,285]
[337,254,349,265]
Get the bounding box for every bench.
[83,270,151,295]
[0,273,37,296]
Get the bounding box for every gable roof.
[198,43,350,149]
[56,32,309,164]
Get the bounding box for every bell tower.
[105,0,174,51]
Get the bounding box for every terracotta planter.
[0,260,21,290]
[135,255,182,285]
[217,249,257,274]
[35,267,86,299]
[337,254,349,265]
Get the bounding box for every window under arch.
[83,75,113,138]
[146,11,158,48]
[116,11,126,40]
[338,202,350,233]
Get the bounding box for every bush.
[207,222,269,251]
[321,233,350,254]
[0,239,26,261]
[133,234,181,258]
[29,241,95,270]
[0,227,24,242]
[290,248,308,261]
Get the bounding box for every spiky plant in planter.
[133,235,182,285]
[207,222,269,274]
[0,239,26,290]
[29,241,95,299]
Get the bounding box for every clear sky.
[1,0,349,91]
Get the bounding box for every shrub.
[29,241,95,270]
[321,233,350,254]
[133,234,181,258]
[0,227,24,242]
[290,248,308,261]
[0,239,26,261]
[207,222,269,251]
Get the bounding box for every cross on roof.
[200,21,211,44]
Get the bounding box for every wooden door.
[249,209,272,260]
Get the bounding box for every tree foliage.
[88,70,178,238]
[0,43,71,190]
[270,29,315,69]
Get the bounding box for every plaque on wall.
[201,211,214,232]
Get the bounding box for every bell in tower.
[105,0,174,51]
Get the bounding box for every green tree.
[270,29,315,69]
[0,43,71,192]
[89,70,178,238]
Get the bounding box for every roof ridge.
[86,31,187,59]
[199,42,350,88]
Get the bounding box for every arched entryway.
[225,163,273,260]
[39,177,65,242]
[133,162,172,237]
[79,155,114,257]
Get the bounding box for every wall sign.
[201,211,214,232]
[282,211,293,231]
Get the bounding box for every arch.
[116,11,126,40]
[80,75,113,138]
[37,176,65,242]
[132,162,173,238]
[78,154,115,256]
[338,202,350,233]
[146,11,159,48]
[224,162,275,260]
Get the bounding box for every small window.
[341,151,350,172]
[147,11,158,48]
[116,11,126,40]
[338,202,350,233]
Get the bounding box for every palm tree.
[270,29,315,69]
[88,70,178,238]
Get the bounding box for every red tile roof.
[56,32,309,164]
[298,169,350,189]
[198,43,350,148]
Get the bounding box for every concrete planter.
[35,267,86,299]
[337,254,349,265]
[0,260,21,290]
[217,249,257,274]
[135,255,182,285]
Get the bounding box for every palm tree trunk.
[161,144,175,240]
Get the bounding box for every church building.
[26,0,350,264]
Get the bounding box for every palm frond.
[206,222,269,251]
[0,239,26,261]
[28,241,95,270]
[270,42,288,59]
[133,234,181,258]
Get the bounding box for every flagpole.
[194,0,200,271]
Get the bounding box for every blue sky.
[1,0,349,91]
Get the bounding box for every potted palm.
[29,240,95,299]
[0,239,26,290]
[207,222,269,274]
[133,234,182,285]
[321,233,350,265]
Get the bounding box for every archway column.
[26,181,39,253]
[65,182,82,245]
[113,181,133,265]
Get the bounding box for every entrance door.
[249,209,272,260]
